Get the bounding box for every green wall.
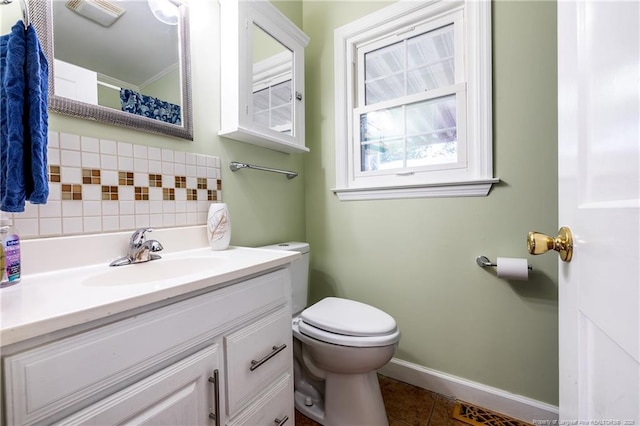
[302,0,559,405]
[140,67,182,106]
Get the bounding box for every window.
[333,0,497,200]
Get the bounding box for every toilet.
[260,242,401,426]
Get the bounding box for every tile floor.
[294,374,526,426]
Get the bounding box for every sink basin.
[83,257,221,287]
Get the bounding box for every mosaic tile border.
[11,132,223,239]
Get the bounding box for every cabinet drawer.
[225,308,292,415]
[3,268,288,425]
[227,374,293,426]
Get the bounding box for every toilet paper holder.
[476,256,532,271]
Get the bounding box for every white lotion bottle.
[207,203,231,250]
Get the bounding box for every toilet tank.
[259,242,309,316]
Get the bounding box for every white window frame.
[333,0,498,201]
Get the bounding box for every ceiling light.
[148,0,181,26]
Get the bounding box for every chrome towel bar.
[229,161,297,179]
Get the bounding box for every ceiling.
[52,0,180,88]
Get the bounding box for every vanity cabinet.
[219,0,310,154]
[2,268,294,426]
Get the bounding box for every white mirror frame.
[219,0,309,154]
[29,0,194,140]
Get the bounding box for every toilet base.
[295,371,388,426]
[294,389,325,424]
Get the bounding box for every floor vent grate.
[452,401,532,426]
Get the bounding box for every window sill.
[332,178,500,201]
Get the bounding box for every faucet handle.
[130,227,153,247]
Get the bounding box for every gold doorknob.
[527,227,573,262]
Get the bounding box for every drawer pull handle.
[250,343,287,371]
[274,415,289,425]
[208,369,220,426]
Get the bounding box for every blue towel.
[0,22,26,212]
[0,22,49,212]
[24,24,49,205]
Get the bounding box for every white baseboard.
[378,358,559,423]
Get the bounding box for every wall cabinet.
[219,0,310,154]
[2,268,293,425]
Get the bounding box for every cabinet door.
[54,344,223,426]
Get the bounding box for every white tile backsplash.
[60,133,81,150]
[82,152,101,168]
[100,139,117,155]
[11,131,223,239]
[61,150,81,167]
[101,154,118,170]
[118,142,133,157]
[81,136,100,153]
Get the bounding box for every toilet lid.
[299,297,398,337]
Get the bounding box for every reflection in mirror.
[30,0,193,140]
[252,24,293,135]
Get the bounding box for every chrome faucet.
[109,228,164,266]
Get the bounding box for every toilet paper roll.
[496,257,529,280]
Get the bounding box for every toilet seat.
[297,320,400,347]
[298,297,401,348]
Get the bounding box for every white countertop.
[0,228,299,347]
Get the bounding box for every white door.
[557,0,640,421]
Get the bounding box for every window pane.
[407,61,455,94]
[361,138,404,172]
[405,95,457,166]
[406,95,456,135]
[365,41,404,80]
[407,25,454,69]
[365,74,405,104]
[407,25,455,94]
[360,107,405,171]
[406,135,457,167]
[363,24,456,105]
[359,95,458,172]
[360,106,404,143]
[364,40,405,105]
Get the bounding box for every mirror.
[252,24,293,135]
[29,0,193,140]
